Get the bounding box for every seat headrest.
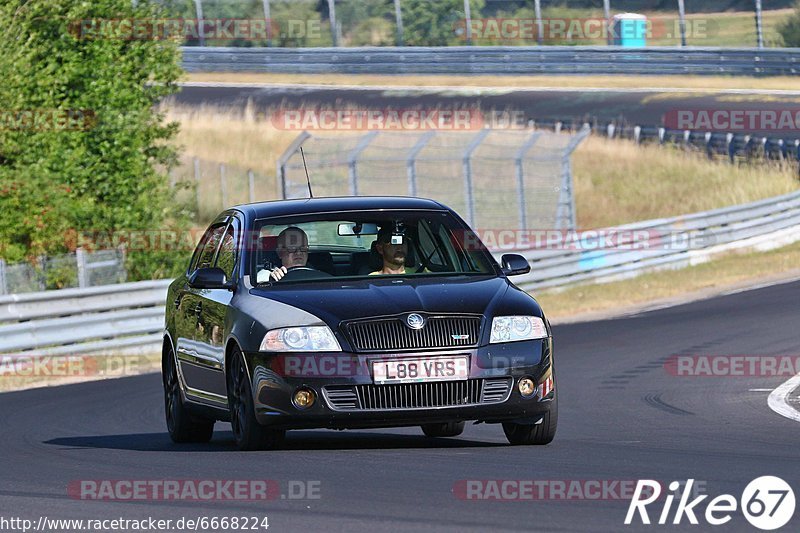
[260,235,279,252]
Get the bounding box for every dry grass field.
[166,105,799,228]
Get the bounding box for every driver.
[269,226,310,281]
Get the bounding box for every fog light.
[518,377,536,397]
[292,388,316,409]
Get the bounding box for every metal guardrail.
[0,280,170,356]
[3,188,799,355]
[509,189,800,290]
[531,119,800,173]
[181,46,800,77]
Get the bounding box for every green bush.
[0,0,186,281]
[401,0,485,46]
[778,1,800,46]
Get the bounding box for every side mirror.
[501,254,531,276]
[189,267,234,290]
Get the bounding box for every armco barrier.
[0,280,170,356]
[181,46,800,76]
[513,189,800,290]
[2,188,799,355]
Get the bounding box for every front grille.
[344,315,482,352]
[323,378,512,411]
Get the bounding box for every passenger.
[370,226,417,275]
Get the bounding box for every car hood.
[249,275,513,325]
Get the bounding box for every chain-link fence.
[169,156,276,222]
[150,0,787,48]
[0,248,127,296]
[277,128,589,231]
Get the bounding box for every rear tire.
[421,421,465,438]
[503,385,558,446]
[228,347,285,451]
[163,345,214,443]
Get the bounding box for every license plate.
[372,356,469,385]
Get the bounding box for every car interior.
[256,227,421,279]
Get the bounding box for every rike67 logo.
[626,477,795,530]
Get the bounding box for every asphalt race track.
[173,84,800,140]
[2,279,799,532]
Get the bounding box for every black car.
[163,196,556,450]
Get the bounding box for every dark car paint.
[164,196,553,430]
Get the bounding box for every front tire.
[163,345,214,443]
[228,347,285,451]
[503,387,558,446]
[421,421,465,438]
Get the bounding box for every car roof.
[233,196,450,220]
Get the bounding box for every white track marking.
[178,81,800,96]
[768,373,800,423]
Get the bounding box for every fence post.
[677,0,687,46]
[193,0,206,47]
[462,130,490,227]
[348,131,379,196]
[515,132,542,231]
[727,133,736,164]
[327,0,338,47]
[248,169,256,203]
[755,0,764,48]
[463,0,473,45]
[262,0,272,47]
[407,131,435,197]
[556,126,591,230]
[220,163,228,208]
[394,0,404,46]
[534,0,543,46]
[193,157,201,210]
[276,131,312,199]
[0,259,6,295]
[795,140,800,178]
[76,248,89,288]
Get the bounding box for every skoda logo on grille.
[406,313,425,330]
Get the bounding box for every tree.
[0,0,185,279]
[401,0,485,46]
[778,1,800,46]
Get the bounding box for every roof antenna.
[300,146,314,198]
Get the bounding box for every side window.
[417,221,447,268]
[215,220,239,280]
[190,223,226,273]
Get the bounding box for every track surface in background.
[3,280,799,531]
[173,85,800,140]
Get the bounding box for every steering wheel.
[280,266,331,281]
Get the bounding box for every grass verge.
[535,239,800,322]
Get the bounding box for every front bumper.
[245,338,554,429]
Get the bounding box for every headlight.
[490,316,548,343]
[260,326,341,352]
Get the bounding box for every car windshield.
[251,210,496,284]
